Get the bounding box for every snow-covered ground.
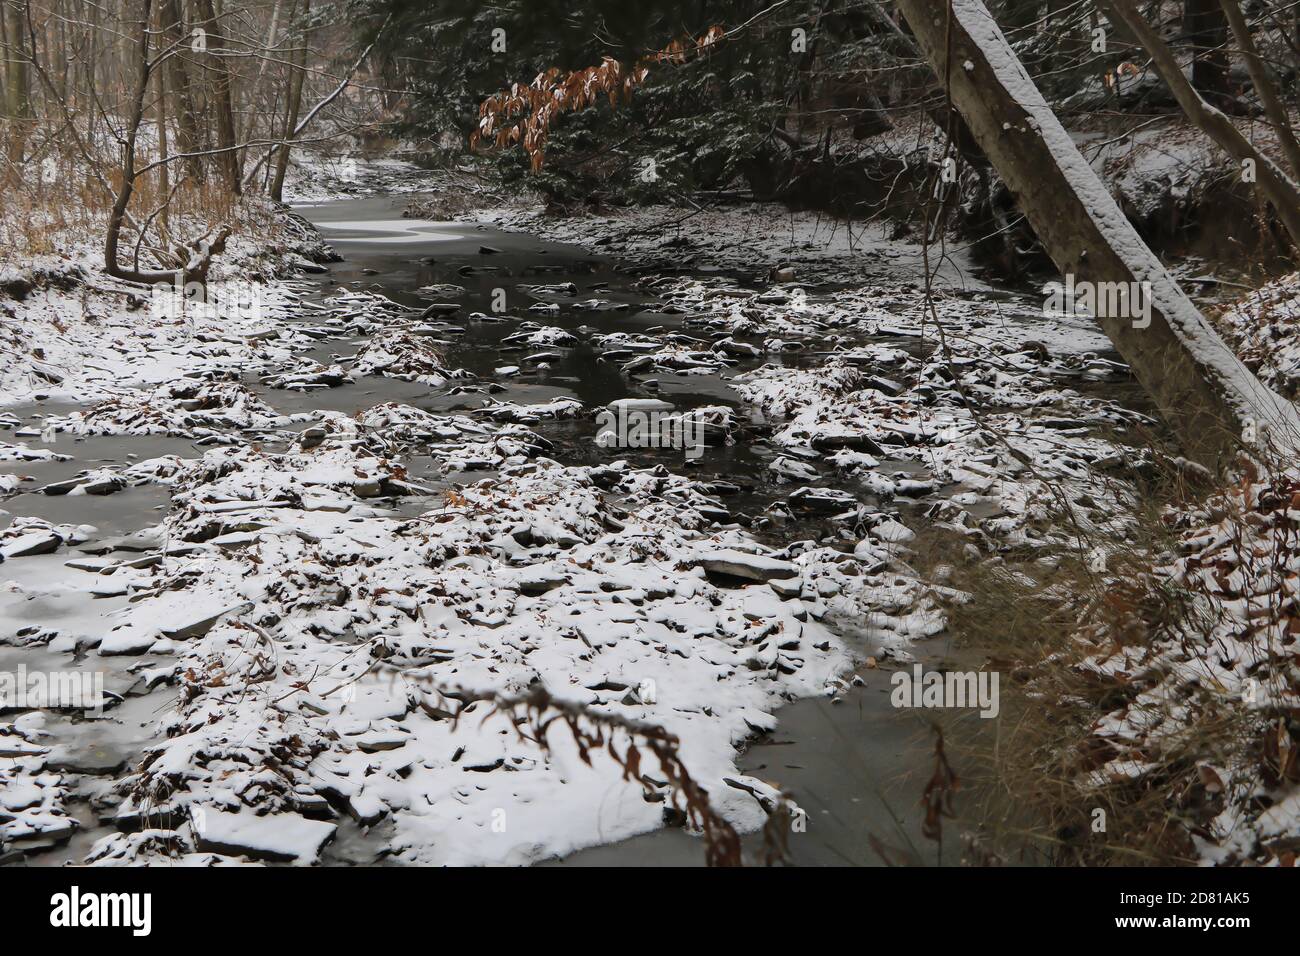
[0,265,949,863]
[1066,458,1300,865]
[1216,271,1300,399]
[0,217,335,410]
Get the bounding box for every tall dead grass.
[0,123,261,271]
[935,448,1300,866]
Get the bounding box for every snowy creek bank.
[0,192,1156,866]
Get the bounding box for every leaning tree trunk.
[1217,0,1300,181]
[892,0,1300,466]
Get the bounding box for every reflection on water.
[313,217,471,244]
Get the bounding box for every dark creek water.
[284,198,876,525]
[0,194,1046,867]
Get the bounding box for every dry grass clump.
[0,131,266,269]
[927,457,1274,866]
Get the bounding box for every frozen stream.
[0,194,1137,866]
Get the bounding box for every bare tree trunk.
[193,0,240,194]
[1184,0,1232,106]
[54,0,66,102]
[893,0,1300,465]
[240,0,283,144]
[160,0,201,179]
[4,0,32,161]
[0,2,9,118]
[153,0,171,240]
[270,0,308,202]
[105,0,166,283]
[1100,1,1300,249]
[4,1,30,119]
[1218,0,1300,179]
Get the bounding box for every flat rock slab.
[39,475,126,496]
[2,532,63,558]
[788,486,859,512]
[608,398,675,413]
[9,818,77,850]
[0,739,49,758]
[160,601,254,641]
[693,548,797,582]
[77,530,165,555]
[47,742,127,776]
[98,626,160,656]
[194,808,337,864]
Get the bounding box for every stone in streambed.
[768,576,804,599]
[160,601,255,642]
[39,474,126,496]
[809,433,885,455]
[788,486,859,512]
[193,807,336,864]
[76,530,165,555]
[1,532,63,558]
[287,253,328,274]
[694,549,797,582]
[47,742,127,776]
[98,625,162,656]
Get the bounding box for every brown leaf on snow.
[1197,763,1225,794]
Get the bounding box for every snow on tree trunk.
[893,0,1300,466]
